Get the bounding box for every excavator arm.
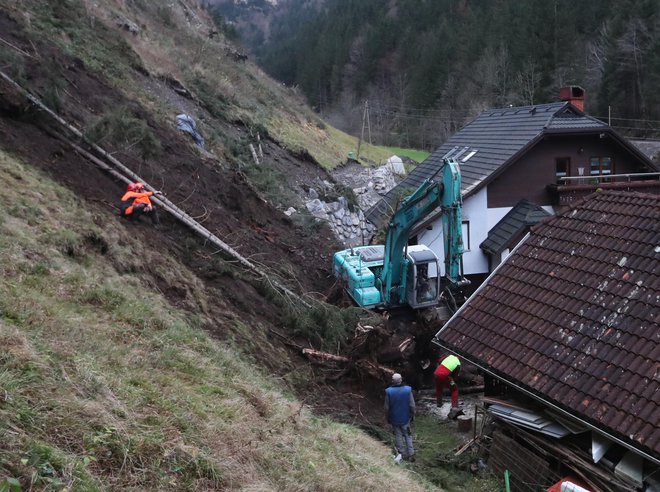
[381,158,465,305]
[381,179,442,305]
[332,158,465,310]
[439,158,465,288]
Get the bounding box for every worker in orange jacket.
[434,354,461,408]
[120,182,162,224]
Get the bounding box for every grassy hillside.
[0,150,433,490]
[0,1,491,490]
[0,0,391,171]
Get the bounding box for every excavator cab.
[405,245,440,309]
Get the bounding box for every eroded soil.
[0,8,398,427]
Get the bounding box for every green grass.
[325,126,393,168]
[304,127,429,170]
[383,146,431,163]
[0,149,438,491]
[412,415,503,491]
[22,0,145,85]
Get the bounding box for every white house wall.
[417,187,554,276]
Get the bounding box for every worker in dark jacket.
[384,373,415,462]
[434,354,461,408]
[120,182,162,224]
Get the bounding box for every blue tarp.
[176,114,204,148]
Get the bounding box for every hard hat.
[127,182,138,192]
[135,182,145,190]
[392,373,402,384]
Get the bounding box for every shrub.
[243,164,297,207]
[85,106,162,161]
[156,5,175,27]
[291,213,325,235]
[285,301,361,351]
[190,75,228,119]
[321,184,359,212]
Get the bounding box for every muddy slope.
[0,5,400,427]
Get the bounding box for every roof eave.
[432,341,660,465]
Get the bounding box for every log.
[302,348,349,363]
[356,359,395,380]
[0,69,308,308]
[455,437,477,456]
[301,348,395,380]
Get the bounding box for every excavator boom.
[333,158,465,310]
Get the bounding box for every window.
[590,157,613,181]
[462,150,478,162]
[453,146,470,160]
[555,157,570,183]
[442,146,459,159]
[461,221,470,252]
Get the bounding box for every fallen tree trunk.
[302,348,395,380]
[301,348,350,363]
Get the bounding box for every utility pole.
[357,100,372,159]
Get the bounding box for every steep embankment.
[0,0,438,490]
[0,150,432,490]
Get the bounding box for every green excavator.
[332,158,468,310]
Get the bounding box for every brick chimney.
[560,86,585,112]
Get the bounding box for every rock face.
[302,161,404,247]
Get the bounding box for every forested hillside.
[208,0,660,149]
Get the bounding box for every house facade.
[366,87,660,289]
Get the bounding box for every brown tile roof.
[435,191,660,459]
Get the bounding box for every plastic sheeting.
[176,114,204,148]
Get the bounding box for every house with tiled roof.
[433,191,660,491]
[366,87,660,290]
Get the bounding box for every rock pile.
[299,163,403,246]
[305,196,374,246]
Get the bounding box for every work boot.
[448,407,465,420]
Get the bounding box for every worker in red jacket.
[120,182,162,224]
[434,354,461,408]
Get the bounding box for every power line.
[339,99,660,127]
[594,115,660,124]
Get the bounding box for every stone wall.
[298,163,402,246]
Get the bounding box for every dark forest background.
[204,0,660,150]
